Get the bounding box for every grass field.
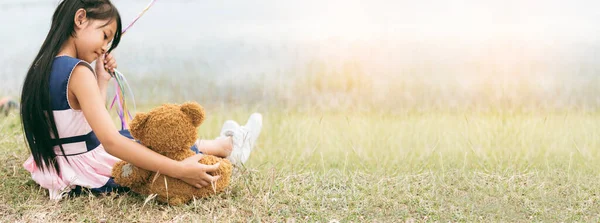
[1,106,599,222]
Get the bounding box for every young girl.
[20,0,262,200]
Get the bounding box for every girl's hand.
[176,154,222,188]
[95,53,117,82]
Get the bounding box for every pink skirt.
[23,146,120,200]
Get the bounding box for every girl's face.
[73,10,117,63]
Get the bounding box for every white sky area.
[112,0,600,42]
[0,0,599,96]
[1,0,598,42]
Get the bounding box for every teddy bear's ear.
[129,112,150,139]
[180,102,205,127]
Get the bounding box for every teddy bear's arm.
[112,161,152,188]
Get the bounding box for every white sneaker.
[241,113,262,161]
[223,122,250,166]
[223,114,263,166]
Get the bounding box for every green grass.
[1,107,600,222]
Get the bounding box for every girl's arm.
[97,79,108,105]
[96,53,114,105]
[69,64,221,188]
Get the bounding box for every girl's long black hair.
[21,0,122,173]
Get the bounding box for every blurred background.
[2,1,600,220]
[1,0,599,111]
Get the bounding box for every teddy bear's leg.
[153,189,187,206]
[155,195,186,206]
[154,193,169,204]
[168,195,187,206]
[112,161,152,188]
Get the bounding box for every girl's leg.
[195,137,233,158]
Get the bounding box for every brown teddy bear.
[111,102,233,205]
